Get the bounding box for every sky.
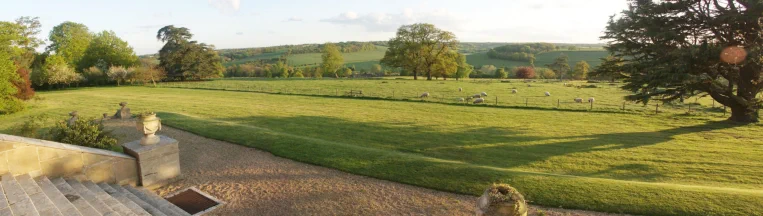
[0,0,630,55]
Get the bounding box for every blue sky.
[1,0,629,55]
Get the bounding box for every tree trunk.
[426,71,432,80]
[729,105,759,123]
[413,69,418,80]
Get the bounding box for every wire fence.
[155,81,741,117]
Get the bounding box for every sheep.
[420,92,430,98]
[588,97,595,103]
[481,92,488,96]
[545,92,551,96]
[458,87,463,92]
[458,98,465,102]
[574,98,583,103]
[473,98,485,104]
[472,94,482,98]
[511,89,518,94]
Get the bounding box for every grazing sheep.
[481,92,488,96]
[545,92,551,96]
[458,87,463,92]
[458,98,465,102]
[473,98,485,104]
[511,89,518,94]
[420,92,430,98]
[588,97,595,103]
[472,94,482,98]
[574,98,583,103]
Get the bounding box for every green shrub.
[49,117,117,150]
[0,97,25,114]
[11,114,50,139]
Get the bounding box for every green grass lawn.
[163,79,725,115]
[286,46,388,70]
[466,50,609,69]
[1,86,761,215]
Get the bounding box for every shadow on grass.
[154,111,760,215]
[159,112,740,181]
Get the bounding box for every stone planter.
[476,184,527,216]
[136,113,162,145]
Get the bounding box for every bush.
[49,117,117,150]
[514,67,536,79]
[0,97,25,114]
[11,114,50,139]
[537,68,556,79]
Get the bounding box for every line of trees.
[486,43,556,65]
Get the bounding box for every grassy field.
[466,50,609,69]
[1,84,761,215]
[223,50,286,66]
[160,79,726,116]
[286,46,388,70]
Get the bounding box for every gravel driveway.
[106,120,624,216]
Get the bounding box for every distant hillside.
[467,50,609,69]
[142,42,608,71]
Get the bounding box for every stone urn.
[67,111,78,127]
[136,112,162,145]
[476,184,527,216]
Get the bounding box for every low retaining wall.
[0,134,138,185]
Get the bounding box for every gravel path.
[106,120,625,216]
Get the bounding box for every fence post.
[688,104,692,113]
[590,100,593,110]
[656,104,660,114]
[557,99,560,109]
[622,102,626,111]
[712,100,715,108]
[525,98,528,107]
[723,105,727,116]
[392,90,395,99]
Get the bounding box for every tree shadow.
[159,112,742,182]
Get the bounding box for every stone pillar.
[122,135,180,188]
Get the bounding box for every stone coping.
[122,135,177,153]
[0,133,135,160]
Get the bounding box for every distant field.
[2,85,760,216]
[286,46,388,70]
[223,50,286,66]
[466,50,609,69]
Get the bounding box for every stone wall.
[0,134,138,185]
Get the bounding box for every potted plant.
[136,111,162,145]
[476,184,527,216]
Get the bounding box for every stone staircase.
[0,173,190,216]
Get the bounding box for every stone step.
[123,186,190,216]
[0,175,12,216]
[109,185,167,216]
[50,178,101,216]
[34,177,81,216]
[97,183,151,216]
[15,174,63,216]
[65,179,119,216]
[82,181,135,216]
[2,173,39,216]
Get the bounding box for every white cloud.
[320,9,465,32]
[285,16,303,22]
[208,0,240,13]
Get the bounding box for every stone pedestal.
[122,136,180,188]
